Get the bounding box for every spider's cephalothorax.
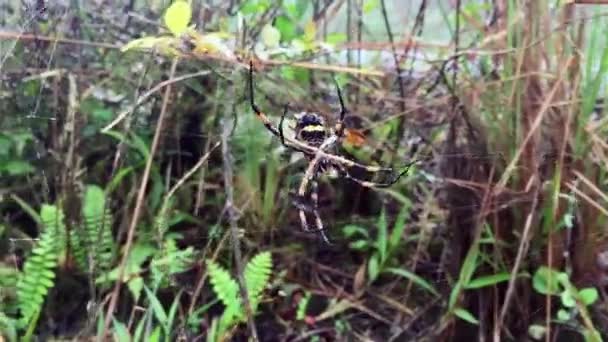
[248,60,414,244]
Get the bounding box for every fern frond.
[207,260,239,309]
[206,259,241,335]
[16,204,63,328]
[82,185,115,272]
[244,251,272,310]
[150,237,194,287]
[206,252,273,339]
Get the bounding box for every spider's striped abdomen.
[295,112,327,147]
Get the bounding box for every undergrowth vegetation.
[1,0,608,341]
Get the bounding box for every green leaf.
[348,240,369,251]
[148,326,162,342]
[448,282,462,310]
[368,254,380,283]
[144,286,168,324]
[557,308,571,322]
[363,0,380,13]
[127,277,144,301]
[3,160,34,175]
[296,292,310,321]
[532,266,561,295]
[454,307,479,325]
[207,260,240,309]
[261,24,281,48]
[388,204,410,252]
[579,287,599,306]
[376,208,388,263]
[465,272,512,289]
[385,267,439,296]
[112,319,131,342]
[275,16,297,41]
[326,33,347,45]
[92,108,113,122]
[528,324,546,340]
[164,1,192,36]
[244,251,272,308]
[167,291,182,332]
[342,225,369,238]
[560,287,578,308]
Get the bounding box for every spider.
[248,61,414,244]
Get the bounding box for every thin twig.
[102,58,180,336]
[495,186,540,334]
[220,102,260,340]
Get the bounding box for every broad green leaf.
[275,16,297,41]
[560,289,576,308]
[579,287,599,306]
[465,273,512,289]
[454,307,479,325]
[532,266,561,295]
[261,24,281,48]
[164,1,192,36]
[385,267,439,296]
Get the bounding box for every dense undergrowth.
[1,0,608,341]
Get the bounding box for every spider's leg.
[299,209,311,232]
[249,60,310,154]
[333,77,347,137]
[338,160,416,188]
[249,60,281,138]
[311,179,331,244]
[279,103,289,147]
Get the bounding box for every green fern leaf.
[17,204,63,328]
[207,260,239,308]
[82,185,115,271]
[244,251,272,309]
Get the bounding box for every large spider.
[248,61,414,244]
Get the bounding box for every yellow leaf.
[304,21,316,42]
[164,1,192,36]
[188,31,235,58]
[261,24,281,48]
[121,36,182,56]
